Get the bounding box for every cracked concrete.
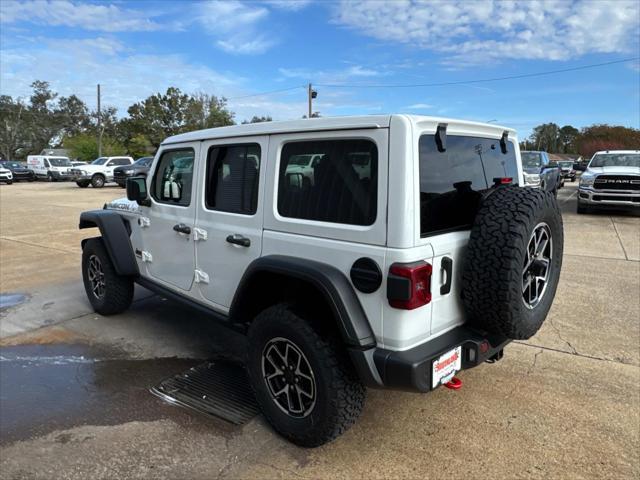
[1,181,639,479]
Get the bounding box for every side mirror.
[126,177,150,206]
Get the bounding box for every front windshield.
[7,162,22,168]
[521,152,541,168]
[49,157,72,167]
[135,157,153,166]
[589,153,640,168]
[558,161,573,168]
[91,157,108,165]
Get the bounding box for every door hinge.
[141,251,153,263]
[193,227,208,241]
[138,216,151,228]
[194,269,209,284]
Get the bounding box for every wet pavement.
[0,293,28,311]
[0,344,203,445]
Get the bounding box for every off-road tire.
[91,174,105,188]
[246,303,365,447]
[461,186,563,340]
[76,181,89,188]
[82,238,133,315]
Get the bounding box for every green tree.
[185,93,235,130]
[558,125,580,153]
[530,123,560,152]
[0,95,29,160]
[64,133,126,162]
[242,115,272,124]
[126,134,155,159]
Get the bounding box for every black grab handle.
[440,257,453,295]
[226,234,250,247]
[173,224,191,234]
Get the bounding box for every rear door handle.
[226,234,250,247]
[440,257,453,295]
[173,223,191,234]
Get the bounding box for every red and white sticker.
[432,346,462,389]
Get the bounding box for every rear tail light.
[387,261,432,310]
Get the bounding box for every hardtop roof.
[162,114,516,145]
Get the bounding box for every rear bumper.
[578,187,640,207]
[349,325,510,392]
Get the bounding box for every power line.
[315,57,640,89]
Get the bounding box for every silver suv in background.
[577,150,640,214]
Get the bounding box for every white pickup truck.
[577,150,640,213]
[70,156,134,188]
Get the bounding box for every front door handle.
[173,223,191,235]
[440,257,453,295]
[226,234,250,247]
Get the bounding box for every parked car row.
[0,155,154,188]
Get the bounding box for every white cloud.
[332,0,640,63]
[0,0,161,32]
[406,103,434,109]
[0,36,313,121]
[278,64,382,83]
[265,0,312,11]
[197,1,277,54]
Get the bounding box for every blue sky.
[1,0,638,139]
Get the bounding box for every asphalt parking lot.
[0,181,638,479]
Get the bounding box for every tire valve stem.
[444,377,462,390]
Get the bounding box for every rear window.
[419,134,518,236]
[278,139,377,226]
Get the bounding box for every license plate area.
[432,346,462,389]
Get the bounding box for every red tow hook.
[444,377,462,390]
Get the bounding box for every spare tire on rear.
[461,186,563,340]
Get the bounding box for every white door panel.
[139,144,200,292]
[194,136,267,308]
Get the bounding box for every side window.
[205,144,260,215]
[152,149,195,206]
[112,158,130,166]
[44,159,51,168]
[278,139,377,226]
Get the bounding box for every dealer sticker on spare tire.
[432,346,462,389]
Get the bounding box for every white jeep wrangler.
[71,156,134,188]
[78,115,563,447]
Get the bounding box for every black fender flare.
[79,210,139,276]
[230,255,376,348]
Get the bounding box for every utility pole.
[97,84,102,157]
[307,83,317,118]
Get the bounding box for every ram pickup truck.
[71,156,134,188]
[521,151,563,195]
[577,150,640,213]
